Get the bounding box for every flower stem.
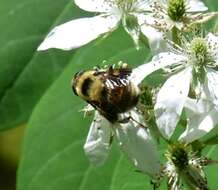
[172,27,181,45]
[139,32,149,50]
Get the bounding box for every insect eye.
[81,78,93,96]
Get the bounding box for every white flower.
[146,0,217,31]
[163,143,212,190]
[84,110,161,178]
[130,33,218,141]
[37,0,164,52]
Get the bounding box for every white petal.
[38,15,119,51]
[139,14,157,26]
[140,25,167,54]
[74,0,113,13]
[185,97,212,114]
[206,33,218,46]
[206,33,218,59]
[187,0,208,12]
[136,13,167,53]
[180,108,218,143]
[134,0,152,11]
[115,110,160,177]
[130,52,187,85]
[154,67,192,139]
[84,112,112,166]
[205,68,218,106]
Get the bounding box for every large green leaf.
[204,0,218,11]
[17,1,218,190]
[17,28,156,190]
[203,146,218,189]
[0,0,89,130]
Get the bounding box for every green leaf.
[0,0,89,130]
[16,1,218,190]
[17,28,156,190]
[204,0,218,11]
[204,145,218,189]
[203,0,218,31]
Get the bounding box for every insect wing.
[105,77,129,90]
[84,111,112,166]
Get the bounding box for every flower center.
[190,37,209,66]
[170,144,189,170]
[167,0,186,21]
